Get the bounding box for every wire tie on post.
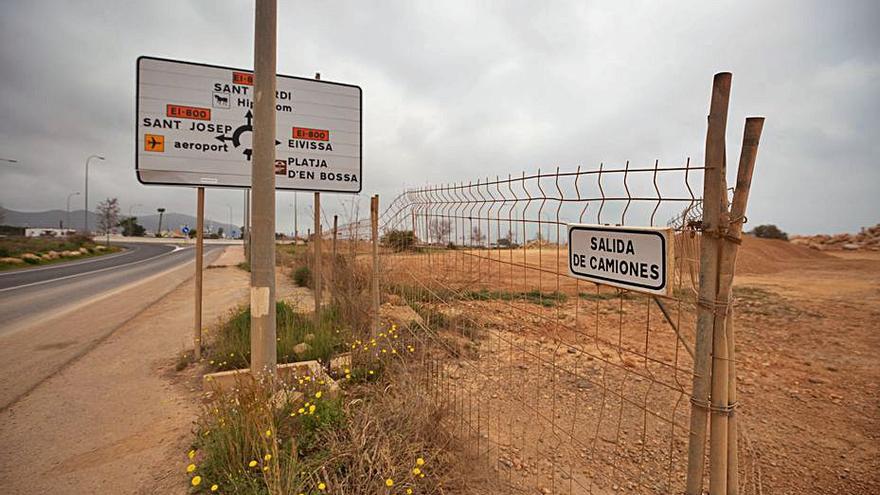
[697,297,733,317]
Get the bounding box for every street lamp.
[83,154,105,233]
[156,207,166,237]
[66,192,80,230]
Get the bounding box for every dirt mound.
[790,224,880,251]
[735,235,833,275]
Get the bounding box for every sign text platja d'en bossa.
[135,56,362,192]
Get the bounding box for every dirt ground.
[383,236,880,494]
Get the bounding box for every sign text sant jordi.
[136,56,362,192]
[567,224,673,295]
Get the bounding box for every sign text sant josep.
[136,56,362,193]
[567,224,673,295]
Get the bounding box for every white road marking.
[0,246,196,294]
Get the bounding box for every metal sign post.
[248,0,278,377]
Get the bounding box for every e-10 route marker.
[567,224,673,296]
[136,56,362,193]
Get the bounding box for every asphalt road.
[0,242,222,335]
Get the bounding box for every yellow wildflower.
[416,457,425,466]
[191,476,202,486]
[186,463,196,473]
[385,478,394,487]
[265,429,272,437]
[264,454,272,461]
[188,449,196,459]
[249,460,258,468]
[407,489,413,495]
[315,391,322,399]
[318,482,327,491]
[211,484,218,492]
[298,407,305,414]
[412,467,421,475]
[345,374,351,379]
[309,404,316,414]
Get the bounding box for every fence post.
[314,192,322,325]
[723,117,765,494]
[686,72,731,495]
[370,195,380,337]
[331,214,338,304]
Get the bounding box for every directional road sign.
[136,56,362,192]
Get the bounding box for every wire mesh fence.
[320,160,713,494]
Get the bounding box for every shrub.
[293,265,311,288]
[207,301,344,371]
[381,230,416,252]
[750,224,788,241]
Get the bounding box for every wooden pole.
[249,0,278,376]
[723,117,765,494]
[370,195,380,336]
[194,187,205,360]
[314,192,322,325]
[331,214,338,299]
[686,72,732,495]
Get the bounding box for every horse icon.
[212,91,230,109]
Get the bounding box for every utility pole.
[249,0,278,376]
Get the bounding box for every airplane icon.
[144,134,164,152]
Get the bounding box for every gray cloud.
[0,0,877,235]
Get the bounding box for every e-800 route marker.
[136,56,362,193]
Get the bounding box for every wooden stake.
[725,117,765,494]
[194,187,205,361]
[370,195,380,336]
[686,72,731,495]
[314,192,322,325]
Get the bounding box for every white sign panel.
[136,56,362,192]
[567,224,673,295]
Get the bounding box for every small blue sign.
[182,225,190,234]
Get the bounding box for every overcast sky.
[0,0,877,235]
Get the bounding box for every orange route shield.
[292,127,330,141]
[233,71,254,86]
[166,104,211,121]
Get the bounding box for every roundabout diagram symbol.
[215,110,280,161]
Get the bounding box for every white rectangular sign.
[567,224,673,295]
[136,56,362,192]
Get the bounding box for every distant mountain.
[0,207,238,236]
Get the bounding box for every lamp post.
[66,192,80,230]
[156,207,166,237]
[83,154,105,233]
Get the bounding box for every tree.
[471,225,484,246]
[428,219,451,244]
[118,216,146,237]
[381,230,417,252]
[749,224,788,241]
[217,227,225,238]
[96,198,120,245]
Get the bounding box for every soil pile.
[735,235,832,275]
[790,224,880,251]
